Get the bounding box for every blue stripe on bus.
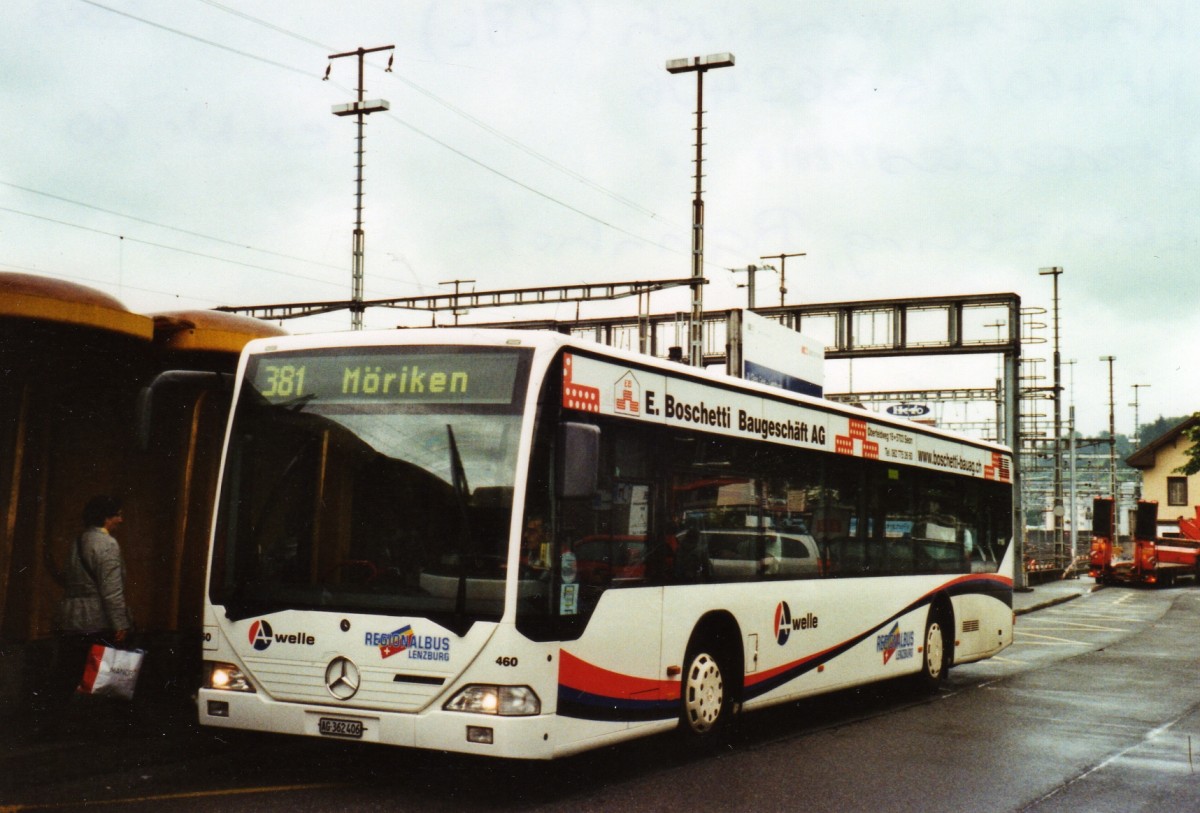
[557,687,678,722]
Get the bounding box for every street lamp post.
[667,52,735,367]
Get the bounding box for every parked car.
[701,529,824,580]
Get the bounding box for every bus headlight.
[205,661,257,693]
[444,685,540,716]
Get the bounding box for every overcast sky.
[2,0,1197,439]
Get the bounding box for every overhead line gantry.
[216,277,699,321]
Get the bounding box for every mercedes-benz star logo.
[324,656,361,701]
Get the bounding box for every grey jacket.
[56,527,132,635]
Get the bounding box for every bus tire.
[915,610,950,692]
[680,646,730,737]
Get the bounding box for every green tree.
[1176,414,1200,476]
[1140,415,1188,448]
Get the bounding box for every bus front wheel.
[681,648,728,736]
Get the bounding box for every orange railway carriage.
[0,272,283,655]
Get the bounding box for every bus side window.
[558,420,655,590]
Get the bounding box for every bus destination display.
[251,350,522,405]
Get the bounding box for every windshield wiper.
[447,425,473,617]
[275,393,318,412]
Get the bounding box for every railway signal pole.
[1100,355,1118,500]
[760,251,806,308]
[1130,383,1151,447]
[733,264,759,309]
[1039,267,1064,566]
[440,278,476,326]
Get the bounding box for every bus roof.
[0,270,153,340]
[239,326,1012,457]
[152,309,287,353]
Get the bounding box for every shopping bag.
[77,643,145,701]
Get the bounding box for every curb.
[1015,583,1103,616]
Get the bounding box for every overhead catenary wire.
[0,259,225,306]
[195,0,672,224]
[0,205,347,289]
[0,181,344,272]
[77,0,311,77]
[74,0,753,273]
[26,0,757,329]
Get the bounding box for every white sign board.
[739,310,824,397]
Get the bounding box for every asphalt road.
[5,584,1200,812]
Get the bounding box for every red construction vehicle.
[1178,506,1200,542]
[1089,498,1200,586]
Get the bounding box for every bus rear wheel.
[681,648,728,736]
[916,612,949,691]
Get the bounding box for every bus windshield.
[210,346,531,630]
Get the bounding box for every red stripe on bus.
[559,650,681,701]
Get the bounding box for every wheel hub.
[684,653,724,732]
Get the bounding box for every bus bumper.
[198,688,557,759]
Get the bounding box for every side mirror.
[557,422,600,499]
[135,370,234,451]
[135,384,155,452]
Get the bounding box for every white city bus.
[198,328,1014,759]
